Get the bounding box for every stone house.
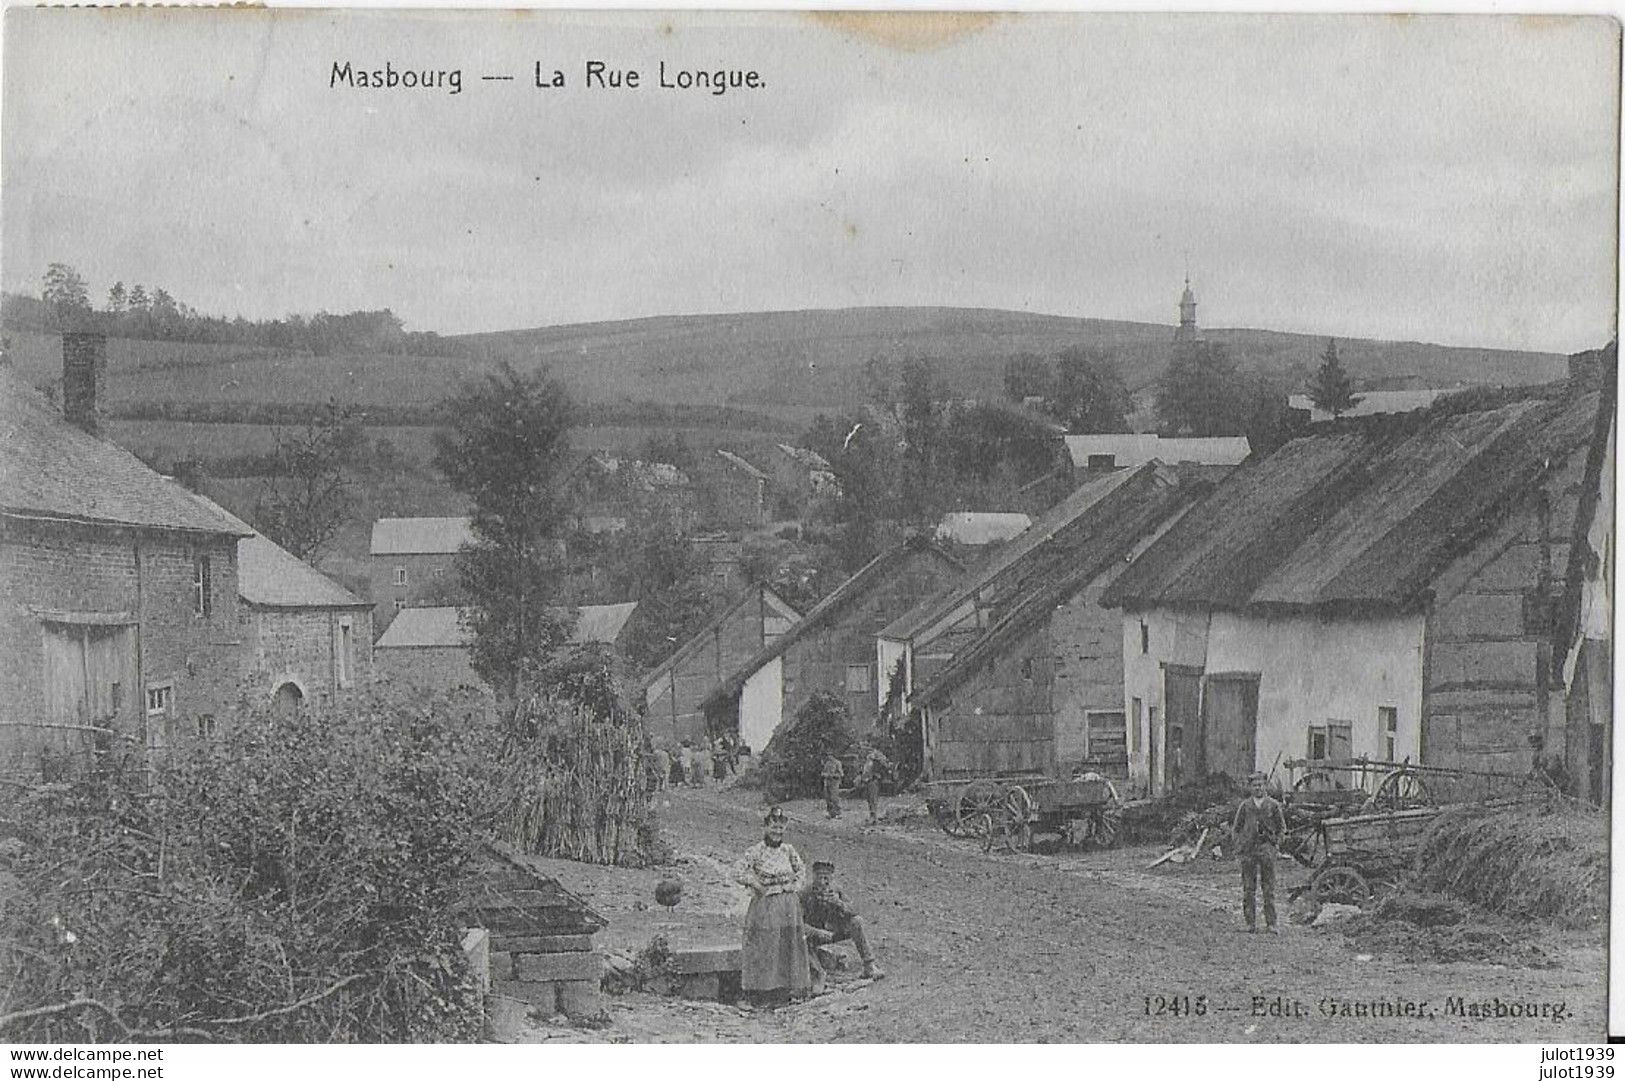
[883,464,1197,785]
[710,449,772,529]
[369,515,475,635]
[701,541,961,754]
[0,341,251,777]
[639,584,800,750]
[1100,367,1611,797]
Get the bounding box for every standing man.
[1230,771,1287,933]
[854,742,893,826]
[651,745,671,792]
[820,752,845,819]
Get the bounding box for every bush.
[0,686,496,1043]
[739,691,856,803]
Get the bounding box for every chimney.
[62,332,106,435]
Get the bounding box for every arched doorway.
[272,680,304,719]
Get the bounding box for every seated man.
[800,859,884,982]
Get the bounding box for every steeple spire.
[1176,274,1198,342]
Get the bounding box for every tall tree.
[1309,338,1360,418]
[105,282,127,313]
[1156,341,1247,436]
[1002,353,1051,402]
[433,364,574,699]
[41,264,91,330]
[252,400,363,561]
[1050,346,1132,433]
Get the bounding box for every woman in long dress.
[734,806,812,1005]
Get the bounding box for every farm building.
[563,452,699,535]
[770,443,840,501]
[375,602,639,696]
[708,449,772,529]
[369,515,475,635]
[890,464,1201,786]
[1059,433,1251,475]
[934,511,1032,548]
[701,541,962,754]
[1100,360,1612,797]
[0,339,251,777]
[639,584,800,750]
[196,496,375,716]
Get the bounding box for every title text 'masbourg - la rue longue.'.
[330,60,767,97]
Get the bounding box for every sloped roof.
[637,584,801,694]
[188,492,367,609]
[1287,389,1449,421]
[1102,390,1602,613]
[702,543,962,709]
[0,369,250,537]
[716,449,771,482]
[880,465,1154,642]
[934,512,1032,546]
[377,602,639,649]
[1061,434,1250,468]
[371,516,475,556]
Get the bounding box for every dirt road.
[504,786,1606,1043]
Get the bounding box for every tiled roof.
[1101,389,1603,613]
[637,585,801,693]
[188,492,367,609]
[0,369,250,536]
[716,449,771,481]
[370,516,475,555]
[376,602,638,649]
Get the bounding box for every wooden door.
[1201,673,1259,782]
[1163,665,1202,792]
[42,622,135,761]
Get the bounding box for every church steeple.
[1175,275,1199,343]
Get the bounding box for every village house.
[639,583,801,750]
[1100,360,1612,798]
[0,337,251,776]
[374,601,639,696]
[563,452,699,535]
[879,464,1201,785]
[700,541,961,754]
[707,449,773,529]
[369,515,475,635]
[1059,433,1252,476]
[933,511,1032,548]
[769,443,840,502]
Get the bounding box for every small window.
[395,598,407,614]
[145,683,173,716]
[110,681,123,714]
[394,566,408,587]
[845,664,871,694]
[1020,656,1035,681]
[1307,725,1328,761]
[1130,696,1143,754]
[195,714,216,740]
[1307,722,1353,764]
[1087,453,1117,470]
[1379,706,1398,762]
[338,618,354,688]
[1139,621,1150,655]
[193,554,213,619]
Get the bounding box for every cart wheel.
[975,813,996,853]
[1365,768,1431,812]
[1311,866,1372,906]
[1293,770,1343,793]
[1094,798,1124,849]
[954,779,1005,837]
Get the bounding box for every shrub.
[0,686,496,1043]
[739,691,856,803]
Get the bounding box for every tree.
[433,364,575,700]
[1050,346,1132,433]
[105,281,127,313]
[42,263,91,330]
[252,400,363,561]
[1002,353,1051,402]
[1156,341,1247,436]
[1309,338,1360,418]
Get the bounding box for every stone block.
[676,973,721,1000]
[493,979,558,1008]
[556,979,603,1018]
[515,950,603,982]
[489,951,515,981]
[491,933,595,954]
[668,945,742,975]
[460,928,491,997]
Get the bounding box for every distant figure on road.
[733,806,812,1007]
[712,736,730,784]
[854,743,893,825]
[801,858,884,982]
[650,746,671,792]
[820,752,845,819]
[1231,771,1286,933]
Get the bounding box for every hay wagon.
[923,771,1125,853]
[1282,805,1443,905]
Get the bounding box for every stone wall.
[369,551,461,636]
[242,605,374,709]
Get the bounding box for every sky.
[1,10,1618,353]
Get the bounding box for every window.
[1307,721,1353,763]
[195,714,216,740]
[110,681,123,714]
[1379,707,1398,762]
[395,598,407,613]
[1087,453,1117,470]
[1020,656,1034,681]
[394,566,408,587]
[145,683,173,716]
[193,554,212,619]
[1130,696,1143,754]
[1139,621,1150,655]
[337,618,354,688]
[845,664,871,694]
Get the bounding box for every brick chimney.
[62,332,106,435]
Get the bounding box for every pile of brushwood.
[738,691,855,803]
[1339,891,1554,968]
[492,645,667,867]
[1410,796,1606,928]
[0,687,495,1043]
[1120,772,1241,845]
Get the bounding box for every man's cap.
[811,860,835,872]
[1248,771,1267,782]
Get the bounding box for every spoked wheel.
[1366,769,1431,812]
[1311,865,1372,906]
[997,785,1035,853]
[1093,793,1125,849]
[1293,771,1343,794]
[953,779,1006,837]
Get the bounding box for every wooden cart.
[1286,805,1443,905]
[923,772,1124,853]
